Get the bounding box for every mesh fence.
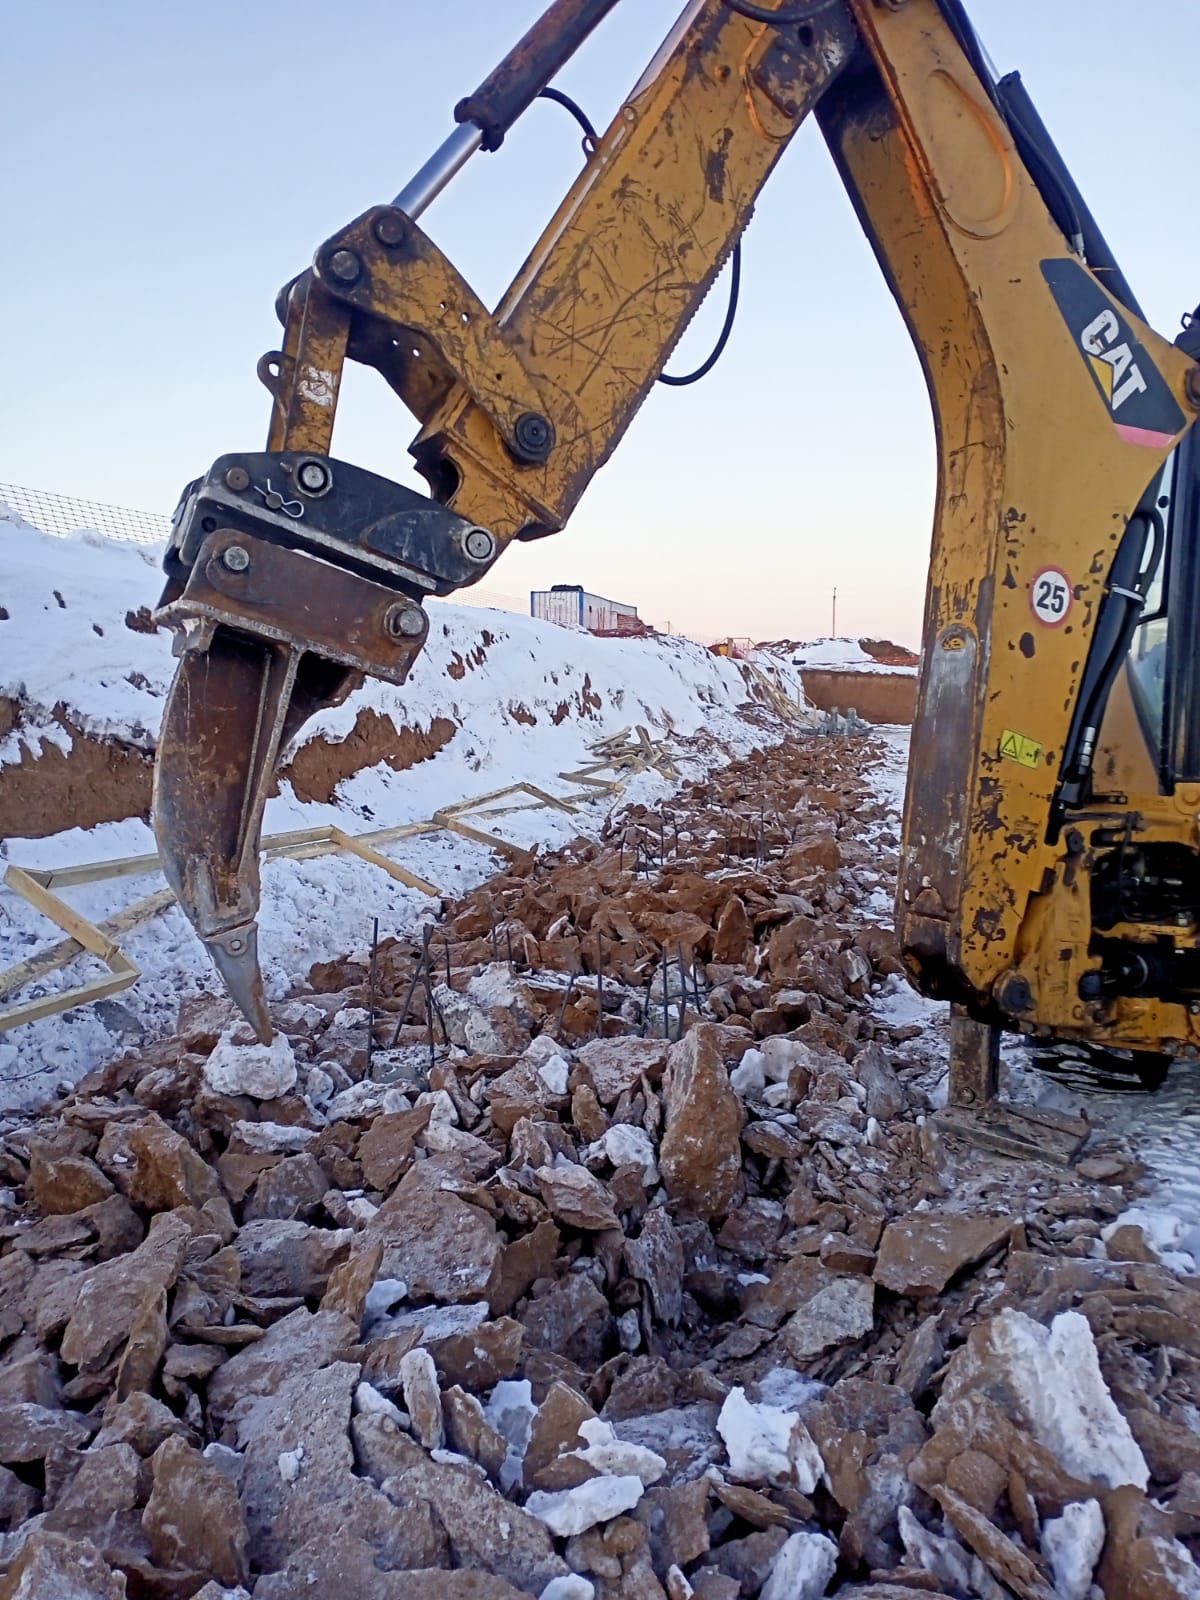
[0,482,170,547]
[0,483,685,631]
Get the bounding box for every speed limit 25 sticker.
[1030,567,1073,627]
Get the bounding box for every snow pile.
[758,636,918,674]
[0,513,807,774]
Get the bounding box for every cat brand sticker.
[1042,259,1185,449]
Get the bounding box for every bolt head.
[221,544,251,573]
[463,528,495,563]
[512,411,555,464]
[384,603,425,639]
[296,459,331,495]
[327,248,362,284]
[224,466,251,493]
[373,210,407,247]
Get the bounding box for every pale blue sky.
[3,2,1196,644]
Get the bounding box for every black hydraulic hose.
[534,81,742,388]
[537,86,599,150]
[932,1,1087,266]
[659,241,743,387]
[1056,508,1165,810]
[721,0,842,23]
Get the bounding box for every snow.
[226,1120,316,1154]
[539,1580,596,1600]
[525,1474,647,1536]
[1,511,813,1108]
[1103,1205,1200,1273]
[960,1309,1148,1491]
[752,1368,825,1415]
[568,1417,666,1487]
[759,1531,839,1600]
[897,1506,976,1591]
[485,1378,537,1493]
[873,973,943,1032]
[716,1386,823,1493]
[763,635,917,675]
[352,1382,405,1425]
[202,1027,297,1099]
[582,1123,659,1184]
[1040,1499,1105,1600]
[372,1301,490,1345]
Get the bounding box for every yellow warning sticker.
[999,729,1043,769]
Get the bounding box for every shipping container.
[530,584,644,636]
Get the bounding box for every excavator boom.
[153,0,1200,1121]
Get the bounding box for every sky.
[3,1,1197,647]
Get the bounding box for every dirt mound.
[859,637,919,668]
[282,709,457,806]
[0,697,153,838]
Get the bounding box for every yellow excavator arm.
[152,0,1200,1114]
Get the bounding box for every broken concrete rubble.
[1,730,1196,1598]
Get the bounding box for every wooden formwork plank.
[0,969,137,1031]
[440,782,528,816]
[1,721,685,1030]
[0,887,175,1004]
[0,867,139,1033]
[518,783,578,814]
[327,828,441,897]
[434,813,527,860]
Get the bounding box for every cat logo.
[1041,259,1185,450]
[1080,308,1147,413]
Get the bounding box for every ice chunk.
[730,1050,766,1098]
[540,1578,595,1600]
[717,1385,823,1492]
[760,1530,838,1600]
[1040,1499,1105,1600]
[361,1277,408,1329]
[486,1377,536,1492]
[204,1026,297,1099]
[537,1057,570,1097]
[583,1122,659,1184]
[949,1309,1148,1490]
[525,1474,646,1536]
[569,1417,666,1486]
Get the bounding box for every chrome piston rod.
[392,0,623,216]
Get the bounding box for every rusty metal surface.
[154,526,427,1039]
[454,0,624,150]
[947,1007,999,1108]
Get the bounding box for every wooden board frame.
[0,726,683,1029]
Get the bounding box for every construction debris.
[0,733,1196,1598]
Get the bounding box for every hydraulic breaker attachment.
[153,451,493,1038]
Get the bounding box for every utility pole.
[831,587,837,637]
